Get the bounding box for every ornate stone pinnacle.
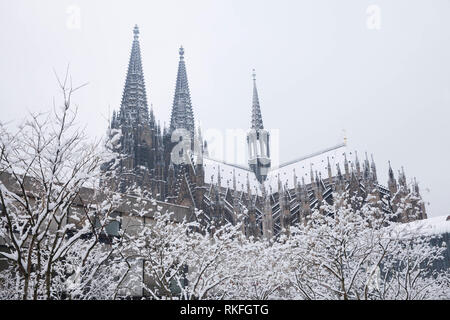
[179,46,184,59]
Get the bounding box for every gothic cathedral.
[104,26,427,238]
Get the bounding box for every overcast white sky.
[0,0,449,217]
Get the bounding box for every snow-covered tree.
[285,192,449,300]
[0,74,447,300]
[121,208,243,300]
[221,237,291,300]
[0,74,128,299]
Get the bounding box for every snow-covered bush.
[284,192,449,300]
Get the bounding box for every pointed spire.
[355,151,361,177]
[363,160,370,181]
[336,163,343,181]
[350,166,357,182]
[170,46,195,137]
[387,160,398,193]
[120,24,148,125]
[413,177,420,195]
[327,156,333,183]
[399,166,407,187]
[370,154,377,182]
[293,168,298,190]
[344,153,349,179]
[277,173,282,193]
[315,171,321,194]
[217,165,222,188]
[179,46,184,60]
[388,160,395,181]
[251,69,264,130]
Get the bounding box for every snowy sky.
[0,0,449,217]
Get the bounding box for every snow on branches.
[0,73,448,300]
[0,73,127,300]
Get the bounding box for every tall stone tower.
[247,70,271,183]
[166,46,197,169]
[108,25,160,193]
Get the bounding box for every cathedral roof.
[264,143,347,191]
[200,142,350,195]
[202,156,260,194]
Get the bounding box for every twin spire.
[120,26,196,137]
[121,25,264,140]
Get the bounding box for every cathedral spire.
[388,160,398,193]
[355,151,361,177]
[370,154,378,182]
[251,69,264,130]
[327,156,333,183]
[388,161,395,181]
[120,25,148,125]
[169,46,195,137]
[247,69,271,183]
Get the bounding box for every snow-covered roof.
[202,157,261,195]
[263,143,348,191]
[200,143,351,196]
[399,215,450,236]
